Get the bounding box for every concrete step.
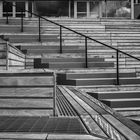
[57,72,136,80]
[0,25,39,33]
[4,34,59,43]
[41,57,104,63]
[106,29,140,32]
[35,61,114,69]
[65,77,140,86]
[101,98,140,108]
[106,25,140,28]
[88,91,140,100]
[20,45,62,50]
[25,49,85,54]
[114,107,140,111]
[26,47,140,55]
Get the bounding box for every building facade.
[0,0,140,19]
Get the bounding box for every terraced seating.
[34,57,114,69]
[1,16,140,139]
[57,71,139,86]
[0,18,140,71]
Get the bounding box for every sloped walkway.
[57,86,140,140]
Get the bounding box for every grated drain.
[0,116,87,134]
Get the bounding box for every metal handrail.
[3,0,140,85]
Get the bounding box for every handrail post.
[85,37,88,68]
[116,50,119,85]
[6,3,9,24]
[21,10,24,32]
[6,41,9,70]
[38,16,41,42]
[60,26,62,53]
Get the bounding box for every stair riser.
[45,62,114,68]
[73,78,140,86]
[26,49,85,54]
[102,100,140,108]
[89,92,140,99]
[66,73,136,79]
[8,38,59,43]
[41,58,104,63]
[75,79,115,86]
[0,27,39,33]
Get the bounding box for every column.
[25,1,29,18]
[12,2,16,18]
[99,2,102,18]
[131,0,134,19]
[74,1,77,18]
[0,1,3,17]
[105,0,107,18]
[32,1,35,17]
[69,0,71,18]
[87,1,90,18]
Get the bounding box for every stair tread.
[114,107,140,111]
[71,77,137,80]
[97,90,140,94]
[102,98,140,101]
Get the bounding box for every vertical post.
[21,10,24,32]
[12,2,16,18]
[6,2,9,24]
[6,41,9,70]
[99,1,102,18]
[68,0,71,18]
[74,1,77,18]
[31,1,34,17]
[105,0,107,18]
[87,1,90,18]
[25,1,29,18]
[53,72,56,116]
[85,37,88,68]
[38,16,41,42]
[116,50,119,85]
[131,0,134,19]
[60,26,62,53]
[0,1,3,18]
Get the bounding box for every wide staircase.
[0,14,140,139]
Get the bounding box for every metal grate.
[56,87,78,116]
[0,116,87,134]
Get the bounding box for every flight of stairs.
[0,17,140,126]
[0,18,140,70]
[57,71,139,86]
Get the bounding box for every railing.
[0,35,26,70]
[3,0,140,85]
